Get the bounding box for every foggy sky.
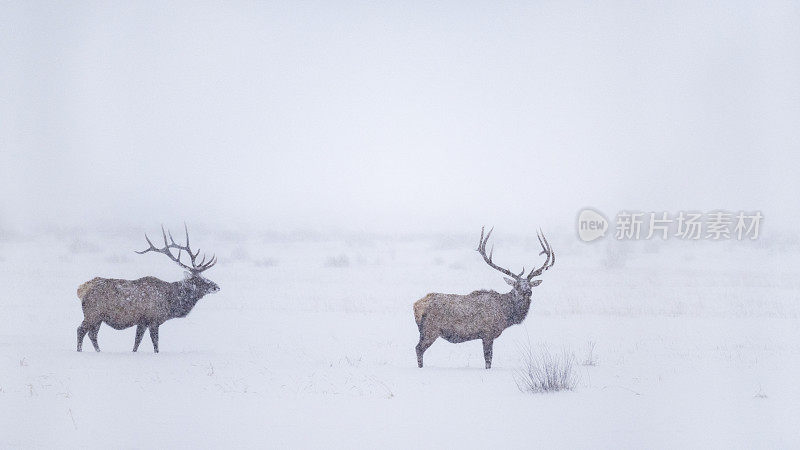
[2,1,799,234]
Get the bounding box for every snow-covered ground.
[2,229,799,448]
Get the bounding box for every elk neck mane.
[467,287,534,326]
[502,286,533,326]
[169,278,205,318]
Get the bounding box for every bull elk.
[76,225,219,353]
[413,227,555,369]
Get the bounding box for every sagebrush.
[515,342,578,393]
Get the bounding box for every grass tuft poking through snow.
[515,342,579,394]
[754,384,768,399]
[582,340,599,366]
[324,254,350,268]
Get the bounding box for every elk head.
[136,224,220,296]
[476,226,555,299]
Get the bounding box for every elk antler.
[527,229,555,280]
[136,224,217,274]
[476,226,520,279]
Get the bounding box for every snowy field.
[3,0,799,447]
[2,229,799,448]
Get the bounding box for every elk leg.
[149,324,160,353]
[88,323,101,352]
[482,338,494,369]
[132,324,147,352]
[416,331,438,368]
[76,321,90,352]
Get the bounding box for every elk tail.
[413,294,433,331]
[77,277,102,300]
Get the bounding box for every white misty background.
[1,1,799,234]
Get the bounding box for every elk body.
[413,228,555,369]
[76,226,219,353]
